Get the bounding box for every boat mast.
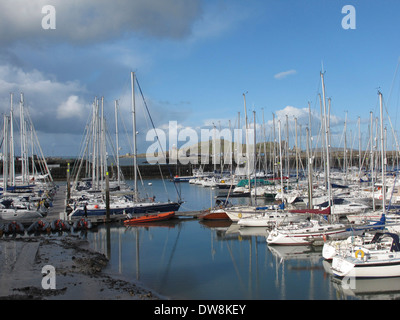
[379,91,386,213]
[20,93,28,184]
[273,113,276,179]
[253,110,257,202]
[306,127,313,209]
[318,94,326,182]
[131,71,138,200]
[91,98,97,190]
[295,117,299,184]
[100,96,105,188]
[358,116,362,180]
[20,93,24,184]
[237,111,240,174]
[243,92,251,204]
[278,120,284,203]
[229,119,233,176]
[212,123,217,173]
[30,121,36,178]
[370,111,375,211]
[96,98,100,189]
[115,100,121,187]
[9,93,15,186]
[262,109,267,174]
[308,101,312,148]
[3,115,9,192]
[285,114,289,190]
[344,111,348,183]
[320,71,332,211]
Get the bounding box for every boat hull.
[267,229,357,246]
[69,201,181,217]
[0,209,44,220]
[238,213,306,227]
[332,255,400,278]
[225,211,259,222]
[199,209,229,220]
[124,211,175,225]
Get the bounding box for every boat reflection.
[124,218,183,229]
[198,219,232,230]
[332,276,400,300]
[268,245,322,263]
[322,259,400,300]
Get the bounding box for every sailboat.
[0,93,56,221]
[237,209,306,227]
[68,72,182,218]
[267,71,359,246]
[322,214,387,260]
[331,232,400,278]
[266,217,357,246]
[330,91,400,278]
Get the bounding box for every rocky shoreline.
[0,235,162,300]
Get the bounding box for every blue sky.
[1,0,400,156]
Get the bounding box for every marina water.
[85,179,400,300]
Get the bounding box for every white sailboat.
[0,93,55,221]
[322,233,376,260]
[68,72,182,218]
[238,210,306,227]
[331,232,400,278]
[331,91,400,279]
[266,218,356,246]
[267,71,360,246]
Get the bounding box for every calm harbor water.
[84,179,400,300]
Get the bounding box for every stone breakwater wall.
[36,158,198,181]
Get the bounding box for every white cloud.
[268,105,343,142]
[0,64,93,155]
[274,69,297,80]
[274,106,310,123]
[0,64,88,133]
[56,95,86,119]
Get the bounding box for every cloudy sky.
[1,0,400,156]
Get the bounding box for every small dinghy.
[124,211,175,225]
[72,218,92,231]
[2,221,25,235]
[27,220,51,233]
[50,219,71,231]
